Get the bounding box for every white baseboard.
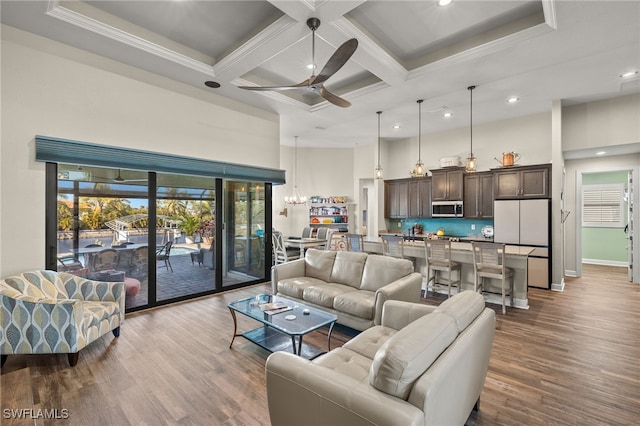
[582,258,629,267]
[551,277,565,292]
[565,270,577,277]
[426,286,528,310]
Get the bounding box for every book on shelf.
[259,301,292,315]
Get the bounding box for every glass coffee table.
[228,294,337,359]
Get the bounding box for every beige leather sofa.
[271,249,422,331]
[265,291,496,426]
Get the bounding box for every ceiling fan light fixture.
[465,85,477,173]
[285,136,307,205]
[375,111,384,180]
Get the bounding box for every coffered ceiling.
[2,0,639,149]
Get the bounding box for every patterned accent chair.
[0,270,125,367]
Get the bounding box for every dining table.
[283,237,328,251]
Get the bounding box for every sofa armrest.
[266,352,424,426]
[373,272,423,326]
[381,300,437,330]
[270,258,306,294]
[62,274,125,322]
[0,295,83,354]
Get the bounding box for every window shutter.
[582,184,624,227]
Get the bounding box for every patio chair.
[156,241,173,272]
[129,246,149,279]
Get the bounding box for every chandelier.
[284,136,307,205]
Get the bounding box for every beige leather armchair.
[265,291,496,426]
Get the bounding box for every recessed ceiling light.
[438,0,453,6]
[392,124,401,129]
[620,70,638,78]
[596,151,606,155]
[507,97,519,103]
[443,111,453,118]
[204,81,220,88]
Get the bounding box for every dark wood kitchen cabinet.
[493,164,551,199]
[430,167,464,201]
[408,177,431,218]
[384,179,409,218]
[464,172,494,218]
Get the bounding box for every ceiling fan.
[93,169,147,184]
[238,17,358,108]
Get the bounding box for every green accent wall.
[582,171,628,263]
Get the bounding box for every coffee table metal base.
[239,325,333,360]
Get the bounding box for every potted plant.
[179,214,201,244]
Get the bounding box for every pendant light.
[374,111,384,179]
[465,85,477,172]
[414,99,425,177]
[284,136,307,205]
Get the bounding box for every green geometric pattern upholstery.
[0,270,125,356]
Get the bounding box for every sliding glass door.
[51,164,269,312]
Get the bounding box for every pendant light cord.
[377,111,382,167]
[417,99,423,161]
[294,136,298,186]
[468,85,475,156]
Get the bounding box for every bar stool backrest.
[381,235,404,258]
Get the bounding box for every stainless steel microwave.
[432,201,463,217]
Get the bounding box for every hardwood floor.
[1,264,638,425]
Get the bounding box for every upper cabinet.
[408,177,432,218]
[430,167,464,201]
[493,164,551,199]
[464,172,494,218]
[384,177,431,219]
[384,179,409,218]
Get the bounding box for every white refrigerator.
[494,199,551,289]
[493,199,549,246]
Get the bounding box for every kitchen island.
[363,238,533,309]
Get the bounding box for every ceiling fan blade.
[310,38,358,86]
[239,79,311,91]
[318,86,351,108]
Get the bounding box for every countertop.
[365,238,535,257]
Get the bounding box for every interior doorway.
[576,167,638,283]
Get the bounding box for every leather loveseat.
[265,291,496,426]
[271,248,422,331]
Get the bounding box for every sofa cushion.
[303,283,356,308]
[369,312,458,400]
[330,251,368,289]
[343,325,397,360]
[360,255,414,292]
[314,347,372,383]
[433,290,485,332]
[304,249,337,283]
[277,277,326,299]
[333,290,376,320]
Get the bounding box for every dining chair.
[471,241,513,315]
[301,227,313,238]
[425,239,461,298]
[345,233,364,252]
[316,227,328,240]
[156,241,173,272]
[381,235,404,259]
[323,229,335,250]
[272,231,301,264]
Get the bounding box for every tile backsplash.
[388,218,494,237]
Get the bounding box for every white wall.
[273,146,355,237]
[0,26,280,276]
[563,94,640,150]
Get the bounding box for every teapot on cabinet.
[494,152,520,167]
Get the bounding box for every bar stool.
[471,241,513,315]
[345,234,364,252]
[381,234,404,258]
[424,239,461,298]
